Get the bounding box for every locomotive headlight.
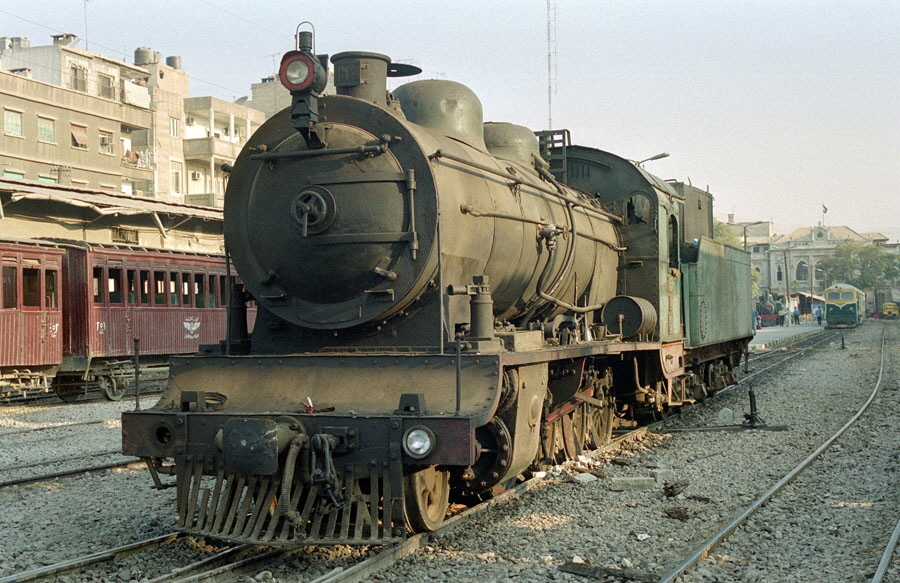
[278,50,319,93]
[403,426,436,459]
[285,59,310,86]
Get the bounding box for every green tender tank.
[682,237,753,347]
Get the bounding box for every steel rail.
[308,425,650,583]
[144,545,288,583]
[656,329,887,583]
[0,418,112,438]
[0,449,122,472]
[0,533,180,583]
[0,458,141,489]
[872,514,900,583]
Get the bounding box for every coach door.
[91,262,128,356]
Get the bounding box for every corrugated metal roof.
[0,177,222,221]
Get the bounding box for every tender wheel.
[98,375,126,401]
[404,466,450,533]
[53,377,82,403]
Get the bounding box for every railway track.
[0,427,651,583]
[0,533,288,583]
[0,452,140,489]
[0,328,869,582]
[659,328,893,582]
[1,374,167,407]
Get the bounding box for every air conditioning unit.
[185,117,195,126]
[190,171,201,180]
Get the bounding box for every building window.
[170,117,181,138]
[98,74,116,99]
[37,116,56,143]
[99,131,114,155]
[71,124,88,149]
[3,171,25,179]
[37,175,58,184]
[70,65,87,92]
[111,227,139,244]
[170,160,184,194]
[4,109,23,137]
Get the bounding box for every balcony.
[183,137,242,161]
[121,146,156,171]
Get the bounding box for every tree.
[713,219,741,248]
[712,219,759,302]
[819,241,900,290]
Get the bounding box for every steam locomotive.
[122,25,753,546]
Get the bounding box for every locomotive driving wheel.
[586,405,615,448]
[404,466,450,533]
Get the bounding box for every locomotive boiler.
[122,25,753,546]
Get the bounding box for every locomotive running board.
[175,458,405,546]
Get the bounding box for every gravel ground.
[372,323,899,582]
[1,324,896,582]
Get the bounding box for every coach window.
[194,273,205,308]
[2,266,16,309]
[139,270,151,304]
[93,266,104,303]
[181,272,192,305]
[108,267,123,304]
[170,272,180,305]
[45,269,58,309]
[220,275,228,305]
[154,271,166,305]
[208,274,218,307]
[22,267,40,308]
[126,270,138,304]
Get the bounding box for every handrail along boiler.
[122,24,753,546]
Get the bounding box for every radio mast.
[547,0,557,129]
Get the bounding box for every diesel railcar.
[1,238,248,401]
[122,26,753,546]
[825,283,865,328]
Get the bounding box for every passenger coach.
[2,238,250,401]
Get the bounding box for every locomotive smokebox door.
[223,418,279,475]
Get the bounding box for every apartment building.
[0,34,263,208]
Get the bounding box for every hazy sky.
[4,0,898,241]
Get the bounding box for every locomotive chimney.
[330,51,391,107]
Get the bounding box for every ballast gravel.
[1,324,897,582]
